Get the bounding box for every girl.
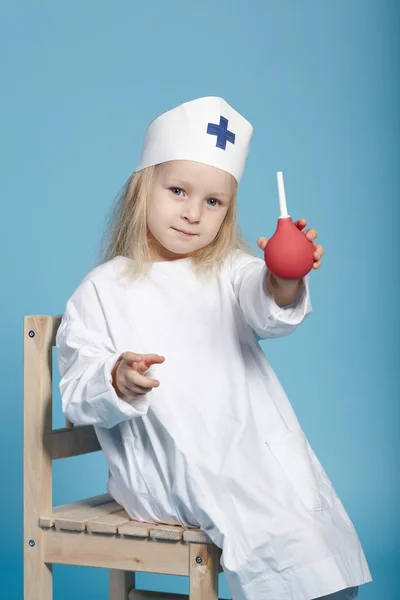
[56,97,372,600]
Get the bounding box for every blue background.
[1,0,398,598]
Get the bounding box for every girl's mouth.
[172,228,198,237]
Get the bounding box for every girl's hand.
[112,352,165,398]
[257,218,324,270]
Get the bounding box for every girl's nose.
[181,203,201,224]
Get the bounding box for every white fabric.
[135,97,253,183]
[315,586,359,599]
[56,252,372,600]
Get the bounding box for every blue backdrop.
[1,1,398,598]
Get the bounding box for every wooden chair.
[24,315,223,600]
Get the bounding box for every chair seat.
[39,493,213,544]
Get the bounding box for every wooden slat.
[43,528,190,575]
[52,424,101,459]
[149,524,184,541]
[39,492,112,528]
[183,529,212,544]
[88,509,132,534]
[24,315,55,600]
[119,521,153,538]
[55,501,123,531]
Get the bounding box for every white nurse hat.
[135,96,253,183]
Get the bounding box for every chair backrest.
[24,315,101,522]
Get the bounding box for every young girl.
[56,97,372,600]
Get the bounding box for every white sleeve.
[55,277,150,429]
[228,250,312,340]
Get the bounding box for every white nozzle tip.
[276,171,288,218]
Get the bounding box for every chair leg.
[189,543,219,600]
[109,570,135,600]
[24,559,52,600]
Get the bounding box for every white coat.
[56,251,373,600]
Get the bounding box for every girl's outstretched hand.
[256,218,324,271]
[112,352,165,398]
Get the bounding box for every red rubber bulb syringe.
[264,172,314,280]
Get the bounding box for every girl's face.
[147,160,235,261]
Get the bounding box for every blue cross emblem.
[207,116,235,150]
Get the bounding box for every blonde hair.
[95,164,255,278]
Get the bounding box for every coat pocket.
[265,429,327,512]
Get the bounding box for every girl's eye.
[207,198,220,207]
[170,187,184,196]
